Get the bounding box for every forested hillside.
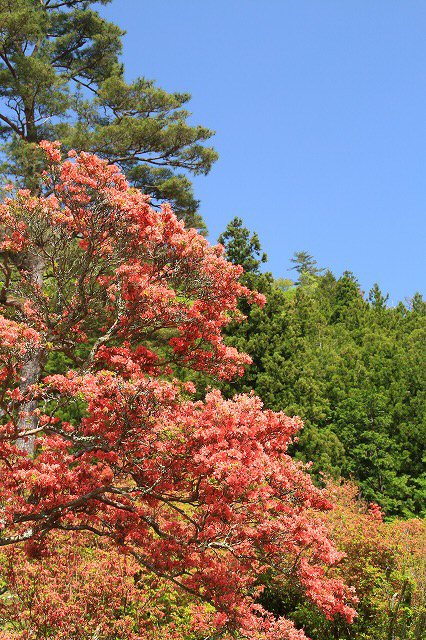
[219,218,426,517]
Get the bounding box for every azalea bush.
[0,533,198,640]
[259,480,426,640]
[1,484,423,639]
[0,142,357,639]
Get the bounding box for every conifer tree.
[290,251,323,284]
[218,216,267,277]
[368,283,389,309]
[217,220,425,516]
[0,0,217,229]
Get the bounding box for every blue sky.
[100,0,425,303]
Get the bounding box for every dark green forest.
[219,218,425,518]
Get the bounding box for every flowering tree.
[0,143,356,639]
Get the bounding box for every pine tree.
[218,217,267,277]
[0,0,217,229]
[289,251,323,284]
[368,283,389,309]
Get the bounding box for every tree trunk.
[16,252,44,455]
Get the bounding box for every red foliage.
[0,143,356,639]
[1,534,159,640]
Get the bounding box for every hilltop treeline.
[219,218,425,517]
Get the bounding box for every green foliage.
[0,0,217,228]
[290,250,324,284]
[219,219,426,517]
[218,216,267,277]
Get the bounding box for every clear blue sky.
[100,0,425,304]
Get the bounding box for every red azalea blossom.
[0,143,357,639]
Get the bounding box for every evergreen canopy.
[0,0,217,229]
[219,218,426,517]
